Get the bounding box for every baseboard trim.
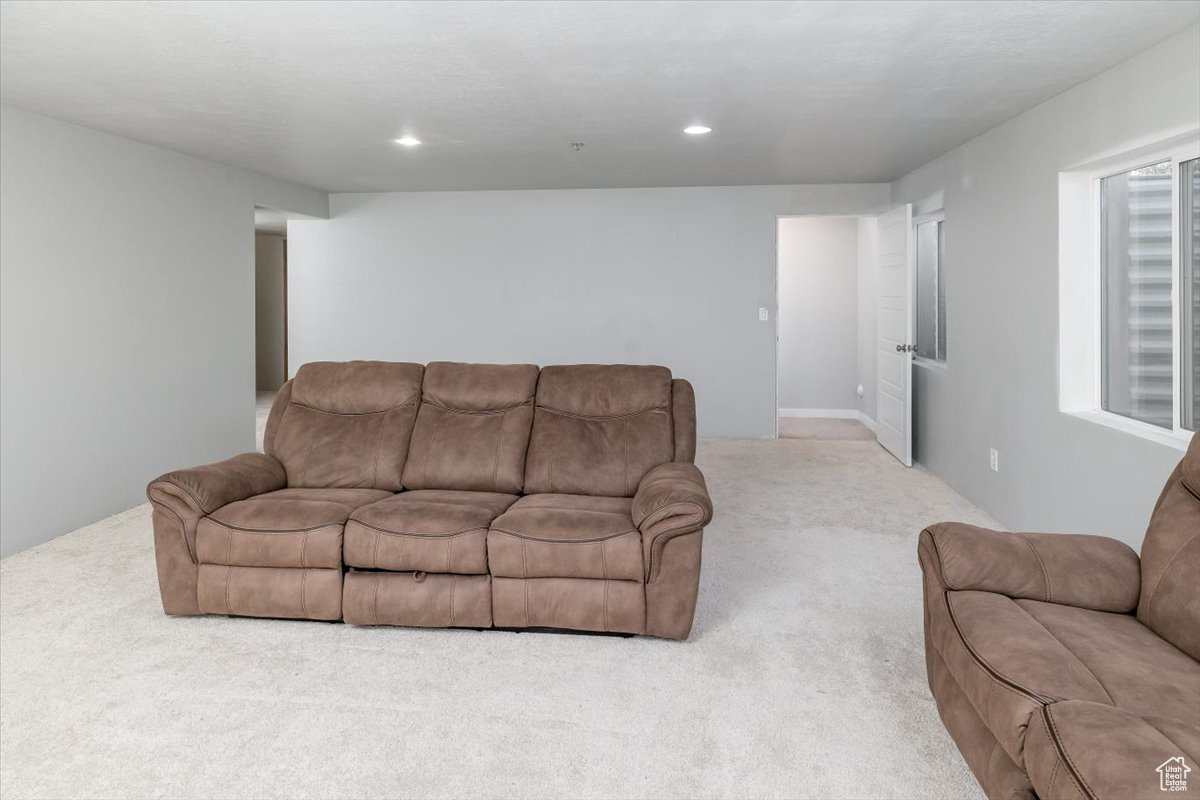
[778,408,858,419]
[778,408,878,432]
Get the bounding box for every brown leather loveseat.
[919,434,1199,799]
[148,361,712,639]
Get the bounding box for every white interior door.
[875,204,914,466]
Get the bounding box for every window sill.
[913,357,947,371]
[1062,409,1192,452]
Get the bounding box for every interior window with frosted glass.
[1100,161,1172,429]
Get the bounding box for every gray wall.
[287,184,889,438]
[776,216,860,411]
[255,233,287,391]
[0,106,327,556]
[891,25,1200,548]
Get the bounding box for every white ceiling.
[2,1,1197,193]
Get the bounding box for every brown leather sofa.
[148,361,712,639]
[919,434,1199,800]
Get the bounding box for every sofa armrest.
[634,462,713,581]
[146,452,285,616]
[147,452,286,518]
[919,521,1140,613]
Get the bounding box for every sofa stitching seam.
[502,505,630,518]
[207,521,343,535]
[423,399,532,416]
[546,413,563,493]
[637,498,706,529]
[603,579,610,632]
[639,500,705,531]
[288,397,418,416]
[538,405,668,421]
[370,409,389,489]
[1143,529,1200,626]
[151,480,214,516]
[490,528,638,544]
[422,412,450,488]
[372,572,381,625]
[154,502,197,563]
[623,418,630,496]
[1043,705,1097,800]
[1018,535,1053,602]
[1047,748,1061,797]
[647,519,705,582]
[300,568,308,618]
[1013,602,1115,705]
[350,519,490,538]
[298,412,320,486]
[984,742,1001,788]
[926,530,959,590]
[944,592,1049,705]
[490,411,507,492]
[522,545,530,624]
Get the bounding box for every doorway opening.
[254,206,312,450]
[775,214,879,443]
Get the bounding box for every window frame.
[912,209,947,370]
[1180,157,1199,432]
[1064,138,1199,449]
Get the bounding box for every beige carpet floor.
[0,437,996,800]
[778,417,877,441]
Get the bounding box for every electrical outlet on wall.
[759,307,770,322]
[989,449,999,472]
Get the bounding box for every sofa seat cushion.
[1014,599,1200,724]
[195,487,392,569]
[1024,700,1200,800]
[932,589,1200,769]
[488,494,643,581]
[344,490,518,573]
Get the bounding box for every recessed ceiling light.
[684,125,712,135]
[394,136,421,146]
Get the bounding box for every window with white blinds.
[1099,151,1200,434]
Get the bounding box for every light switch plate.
[759,307,769,321]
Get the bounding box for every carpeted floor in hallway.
[0,433,996,799]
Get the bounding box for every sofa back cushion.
[1137,433,1200,660]
[523,364,674,497]
[401,362,539,493]
[266,361,423,491]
